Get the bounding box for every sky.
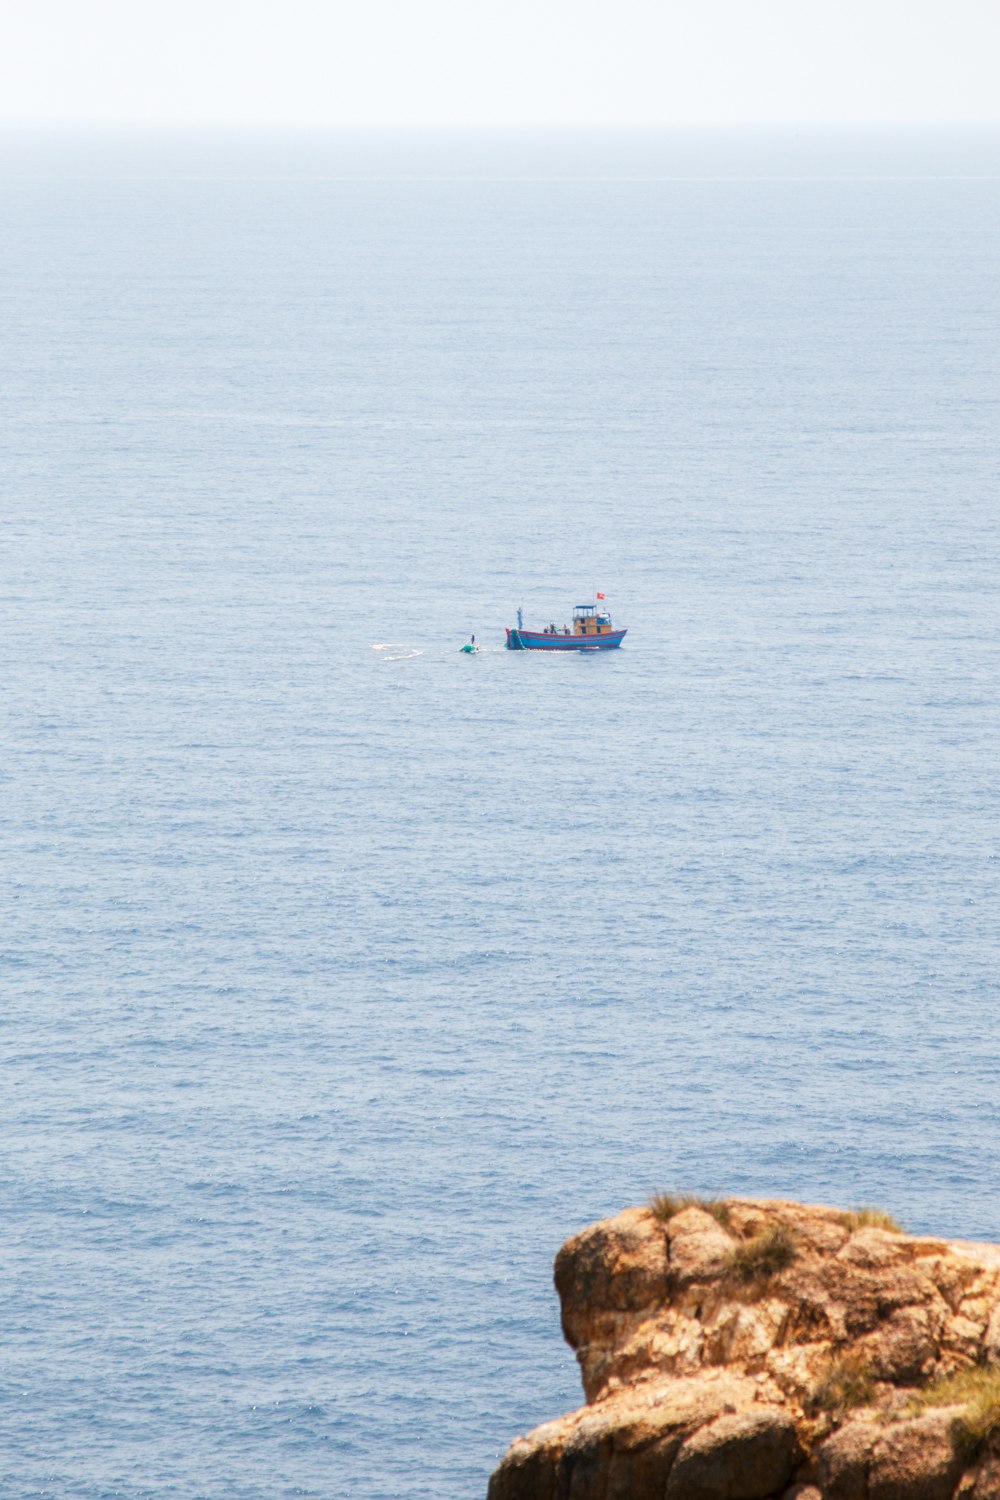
[1,0,998,126]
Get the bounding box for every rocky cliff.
[488,1198,1000,1499]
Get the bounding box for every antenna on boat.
[517,604,523,631]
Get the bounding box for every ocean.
[1,127,998,1498]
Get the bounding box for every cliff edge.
[489,1198,1000,1500]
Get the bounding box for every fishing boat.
[505,601,627,651]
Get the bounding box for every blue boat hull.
[506,627,627,651]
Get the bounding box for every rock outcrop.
[489,1198,1000,1500]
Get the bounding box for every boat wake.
[371,643,424,661]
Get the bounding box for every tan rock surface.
[488,1199,1000,1500]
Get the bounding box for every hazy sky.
[2,0,998,126]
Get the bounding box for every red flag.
[596,592,606,600]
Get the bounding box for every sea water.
[1,128,998,1499]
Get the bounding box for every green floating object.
[459,642,478,654]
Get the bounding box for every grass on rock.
[812,1352,876,1415]
[725,1224,797,1285]
[838,1207,905,1234]
[649,1193,732,1230]
[905,1367,1000,1456]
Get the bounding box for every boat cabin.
[573,603,614,638]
